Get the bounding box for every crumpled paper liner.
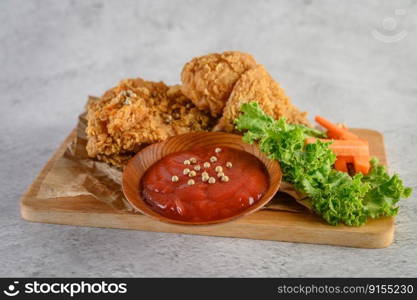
[36,110,308,214]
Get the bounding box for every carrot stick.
[335,155,369,174]
[353,156,371,174]
[305,137,333,144]
[327,130,343,140]
[334,156,353,173]
[315,116,359,140]
[330,140,369,157]
[305,137,319,144]
[306,138,369,157]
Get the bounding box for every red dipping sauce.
[141,146,269,222]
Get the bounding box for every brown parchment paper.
[35,109,308,214]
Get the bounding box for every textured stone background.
[1,0,416,277]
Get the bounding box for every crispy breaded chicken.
[213,65,310,132]
[86,52,310,166]
[180,51,257,117]
[86,79,214,167]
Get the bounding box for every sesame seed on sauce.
[215,166,223,173]
[190,157,197,164]
[221,175,229,182]
[248,197,254,205]
[184,160,191,165]
[203,162,211,168]
[187,179,195,185]
[215,147,222,153]
[194,165,201,171]
[202,175,209,182]
[210,156,217,163]
[171,175,179,182]
[188,170,197,177]
[183,168,190,175]
[208,177,216,184]
[226,162,233,168]
[217,172,225,178]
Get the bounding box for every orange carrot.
[327,130,344,140]
[305,137,323,144]
[334,156,353,173]
[305,138,369,157]
[353,156,371,174]
[334,155,370,174]
[315,116,359,140]
[330,140,369,157]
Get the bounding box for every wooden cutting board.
[20,128,394,248]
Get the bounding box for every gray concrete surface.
[1,0,416,277]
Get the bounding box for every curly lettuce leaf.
[362,158,412,219]
[235,102,412,226]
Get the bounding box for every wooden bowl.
[122,132,282,225]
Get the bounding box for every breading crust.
[213,65,310,132]
[86,79,214,167]
[180,51,257,117]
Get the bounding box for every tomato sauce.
[141,146,269,222]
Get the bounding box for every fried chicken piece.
[213,65,310,132]
[86,79,214,167]
[180,51,257,117]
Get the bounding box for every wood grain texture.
[20,128,394,248]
